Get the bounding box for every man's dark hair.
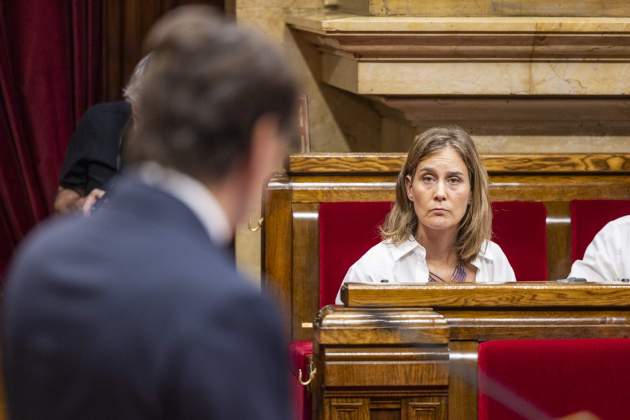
[127,6,298,181]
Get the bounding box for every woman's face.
[405,146,471,235]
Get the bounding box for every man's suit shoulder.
[84,101,130,119]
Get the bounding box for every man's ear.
[248,114,284,180]
[228,114,283,226]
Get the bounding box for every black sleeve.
[58,110,98,192]
[164,292,290,420]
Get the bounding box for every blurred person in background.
[54,55,151,215]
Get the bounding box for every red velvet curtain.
[0,0,101,276]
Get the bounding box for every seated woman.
[569,216,630,282]
[336,126,515,303]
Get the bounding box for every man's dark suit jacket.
[59,101,131,193]
[3,174,289,420]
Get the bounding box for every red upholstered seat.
[319,201,393,306]
[570,200,630,261]
[478,339,630,420]
[491,201,547,281]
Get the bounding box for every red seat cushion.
[570,200,630,261]
[289,340,313,420]
[491,201,547,281]
[478,339,630,420]
[319,201,392,306]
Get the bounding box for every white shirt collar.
[390,235,493,269]
[137,163,231,246]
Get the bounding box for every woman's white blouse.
[335,237,516,304]
[569,216,630,282]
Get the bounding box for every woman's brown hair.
[380,126,491,263]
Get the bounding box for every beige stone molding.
[288,13,630,34]
[288,13,630,96]
[335,0,630,18]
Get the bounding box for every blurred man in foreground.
[3,6,296,420]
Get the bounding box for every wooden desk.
[313,282,630,420]
[263,153,630,341]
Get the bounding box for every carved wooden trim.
[407,400,444,420]
[289,153,404,174]
[262,177,293,329]
[316,307,449,345]
[342,282,630,308]
[326,398,369,420]
[442,310,630,341]
[324,360,449,387]
[289,153,630,174]
[483,154,630,173]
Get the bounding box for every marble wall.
[336,0,630,17]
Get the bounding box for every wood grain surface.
[342,282,630,308]
[289,153,630,174]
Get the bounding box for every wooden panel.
[101,0,224,101]
[325,361,448,387]
[325,347,449,363]
[370,410,399,420]
[263,177,293,327]
[326,398,370,420]
[342,282,630,308]
[545,201,572,280]
[290,154,403,174]
[292,203,320,340]
[315,303,630,420]
[442,310,630,341]
[405,397,447,420]
[487,175,630,201]
[102,0,125,101]
[287,174,630,203]
[447,341,478,420]
[289,153,630,174]
[369,408,399,420]
[316,307,449,345]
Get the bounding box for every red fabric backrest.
[491,201,548,281]
[570,200,630,261]
[318,202,392,307]
[319,201,549,305]
[478,339,630,420]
